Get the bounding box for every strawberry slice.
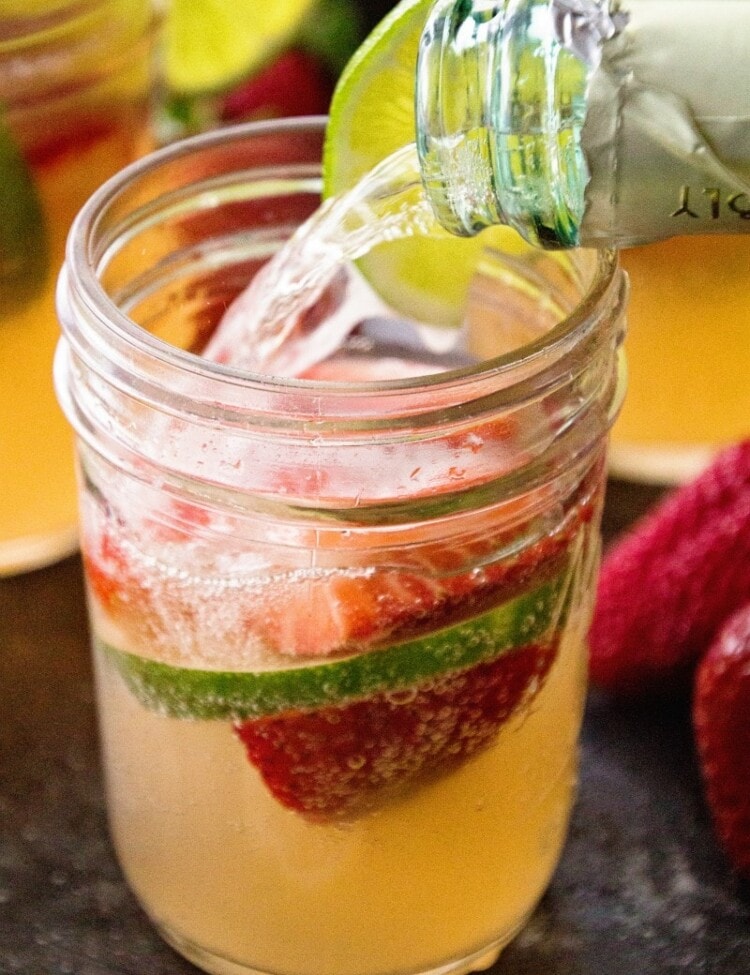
[84,527,149,617]
[102,569,568,817]
[88,479,591,818]
[235,638,557,817]
[247,527,574,658]
[693,603,750,879]
[100,572,568,721]
[84,467,590,660]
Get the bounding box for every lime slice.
[100,572,569,720]
[323,0,426,193]
[164,0,317,94]
[0,116,48,316]
[323,0,526,325]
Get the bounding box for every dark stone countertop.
[1,478,749,975]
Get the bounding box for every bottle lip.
[416,0,592,247]
[60,115,624,426]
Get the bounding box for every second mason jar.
[0,0,155,574]
[56,118,626,975]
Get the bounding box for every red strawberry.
[234,638,557,817]
[84,472,589,659]
[693,603,750,878]
[83,497,212,611]
[589,440,750,695]
[220,49,333,123]
[244,526,575,659]
[83,527,145,616]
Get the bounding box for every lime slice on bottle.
[100,572,568,720]
[164,0,317,94]
[0,115,48,316]
[322,0,527,326]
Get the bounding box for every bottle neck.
[418,0,750,249]
[416,0,592,248]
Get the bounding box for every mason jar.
[0,0,155,575]
[55,117,627,975]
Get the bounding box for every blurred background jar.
[0,0,156,575]
[610,234,750,485]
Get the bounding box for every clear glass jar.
[55,118,627,975]
[0,0,155,575]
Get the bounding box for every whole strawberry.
[220,50,333,123]
[693,603,750,879]
[589,440,750,695]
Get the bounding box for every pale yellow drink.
[93,588,589,975]
[611,235,750,483]
[79,443,600,975]
[54,116,624,975]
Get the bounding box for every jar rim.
[63,115,624,412]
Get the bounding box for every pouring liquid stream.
[202,144,464,377]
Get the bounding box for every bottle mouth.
[416,0,592,248]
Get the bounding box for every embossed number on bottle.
[672,186,750,221]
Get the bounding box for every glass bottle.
[55,117,626,975]
[416,0,750,484]
[417,0,750,249]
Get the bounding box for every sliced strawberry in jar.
[84,469,593,662]
[84,527,148,616]
[235,637,558,817]
[249,568,444,658]
[246,524,576,659]
[102,565,572,817]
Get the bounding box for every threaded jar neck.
[55,118,626,527]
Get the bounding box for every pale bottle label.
[579,0,750,245]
